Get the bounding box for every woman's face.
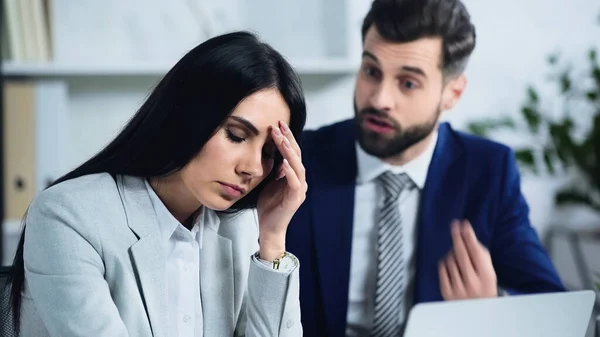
[180,88,291,211]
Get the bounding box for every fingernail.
[273,127,282,136]
[280,122,290,133]
[283,138,291,148]
[451,220,459,230]
[461,220,470,231]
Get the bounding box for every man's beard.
[354,103,440,159]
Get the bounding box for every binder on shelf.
[2,0,24,61]
[3,81,36,221]
[2,79,69,221]
[2,0,52,61]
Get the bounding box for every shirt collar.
[355,131,438,189]
[144,179,205,243]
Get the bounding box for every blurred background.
[1,0,599,333]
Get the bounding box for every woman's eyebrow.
[228,116,259,136]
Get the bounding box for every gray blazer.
[20,173,302,337]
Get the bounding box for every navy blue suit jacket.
[286,119,565,337]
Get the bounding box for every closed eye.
[227,128,276,160]
[226,129,245,143]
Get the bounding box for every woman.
[8,31,307,337]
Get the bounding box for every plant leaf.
[514,148,537,174]
[521,106,542,133]
[590,114,600,191]
[466,123,489,137]
[548,121,575,164]
[560,71,572,93]
[527,86,539,103]
[555,187,600,212]
[593,66,600,86]
[547,53,559,65]
[542,148,556,174]
[555,188,593,206]
[466,117,516,137]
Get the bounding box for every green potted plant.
[466,17,600,216]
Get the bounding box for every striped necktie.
[370,171,414,337]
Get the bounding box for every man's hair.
[362,0,476,78]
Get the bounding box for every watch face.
[277,254,298,270]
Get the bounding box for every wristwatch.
[272,252,297,270]
[256,251,298,270]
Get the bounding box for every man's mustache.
[359,107,396,126]
[359,107,386,117]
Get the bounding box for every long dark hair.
[7,30,306,327]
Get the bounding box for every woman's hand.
[256,121,307,260]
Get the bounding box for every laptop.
[404,290,596,337]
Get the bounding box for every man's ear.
[441,74,467,111]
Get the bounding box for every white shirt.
[346,132,438,336]
[145,180,205,337]
[144,180,294,337]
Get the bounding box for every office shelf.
[3,58,358,77]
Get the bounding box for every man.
[286,0,566,336]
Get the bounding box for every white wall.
[4,1,600,295]
[65,0,600,228]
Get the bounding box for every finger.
[438,260,453,300]
[272,128,287,181]
[451,220,476,277]
[272,125,289,157]
[279,121,301,158]
[460,220,487,272]
[445,252,466,298]
[276,163,285,180]
[281,159,302,192]
[272,126,305,183]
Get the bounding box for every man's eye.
[402,79,418,90]
[364,66,380,78]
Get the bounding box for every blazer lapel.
[118,175,168,337]
[310,120,357,337]
[200,214,235,336]
[414,123,467,303]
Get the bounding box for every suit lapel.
[199,217,235,337]
[130,235,168,337]
[118,175,168,337]
[414,123,467,303]
[310,120,357,337]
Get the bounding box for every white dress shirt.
[144,180,293,337]
[346,132,438,336]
